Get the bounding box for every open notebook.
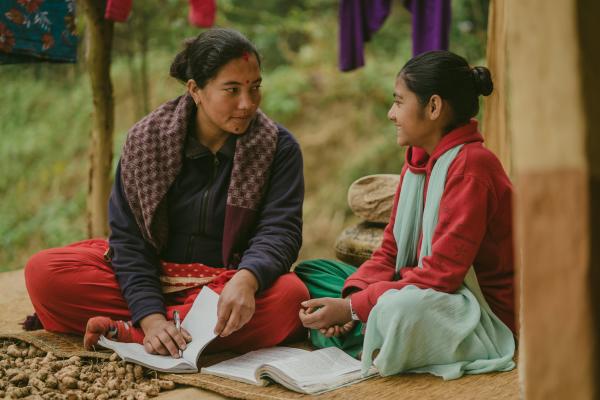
[202,346,377,395]
[98,286,219,373]
[98,286,376,394]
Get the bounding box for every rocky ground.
[0,270,224,400]
[0,340,175,399]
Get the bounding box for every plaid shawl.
[120,94,278,266]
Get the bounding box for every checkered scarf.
[120,94,278,251]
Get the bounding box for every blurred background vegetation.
[0,0,488,272]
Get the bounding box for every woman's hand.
[299,297,352,330]
[140,313,192,358]
[214,269,258,337]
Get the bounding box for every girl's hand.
[298,297,352,329]
[319,320,356,338]
[140,313,192,358]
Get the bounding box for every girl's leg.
[294,259,364,357]
[24,239,131,334]
[362,285,516,378]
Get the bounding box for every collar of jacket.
[405,119,483,175]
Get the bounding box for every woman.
[296,51,516,379]
[24,28,308,358]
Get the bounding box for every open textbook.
[98,286,376,394]
[201,346,378,395]
[98,286,219,373]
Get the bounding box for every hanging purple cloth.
[403,0,451,56]
[338,0,392,72]
[338,0,452,71]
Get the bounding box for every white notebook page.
[267,346,361,383]
[202,347,310,383]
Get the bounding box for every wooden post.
[507,0,600,398]
[482,0,511,175]
[80,0,114,238]
[579,0,600,393]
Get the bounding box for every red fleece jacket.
[343,120,515,334]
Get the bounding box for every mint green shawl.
[361,144,515,380]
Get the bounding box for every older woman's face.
[195,54,262,135]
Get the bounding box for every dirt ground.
[0,269,226,399]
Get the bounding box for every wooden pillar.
[482,0,511,174]
[579,0,600,394]
[81,0,114,237]
[507,0,600,398]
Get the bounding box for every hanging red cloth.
[188,0,216,28]
[104,0,133,22]
[104,0,215,28]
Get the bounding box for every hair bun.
[471,66,493,96]
[169,38,194,83]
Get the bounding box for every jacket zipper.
[198,155,220,235]
[184,235,193,261]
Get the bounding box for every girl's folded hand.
[298,297,352,329]
[319,320,356,338]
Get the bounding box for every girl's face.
[387,77,442,152]
[193,54,262,135]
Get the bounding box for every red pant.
[24,239,309,353]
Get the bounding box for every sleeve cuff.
[342,279,369,297]
[131,303,166,326]
[238,266,265,293]
[347,288,374,322]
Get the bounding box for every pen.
[174,310,182,358]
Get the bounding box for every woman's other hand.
[214,269,258,337]
[140,313,192,358]
[298,297,352,330]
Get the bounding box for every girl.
[24,28,308,358]
[296,51,516,379]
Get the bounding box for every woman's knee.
[271,273,310,305]
[25,249,57,288]
[256,273,309,324]
[24,247,74,301]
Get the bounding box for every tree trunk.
[81,0,114,238]
[138,7,150,115]
[125,19,143,119]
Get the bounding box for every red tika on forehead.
[242,51,250,61]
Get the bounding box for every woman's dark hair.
[170,28,261,88]
[399,50,493,129]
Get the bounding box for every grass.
[0,65,90,270]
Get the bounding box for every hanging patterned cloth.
[0,0,77,64]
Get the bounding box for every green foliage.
[260,65,309,122]
[450,0,489,63]
[0,65,90,269]
[0,0,487,270]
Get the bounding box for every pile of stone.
[0,340,175,399]
[334,174,400,267]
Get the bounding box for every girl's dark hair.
[170,28,261,88]
[399,50,493,129]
